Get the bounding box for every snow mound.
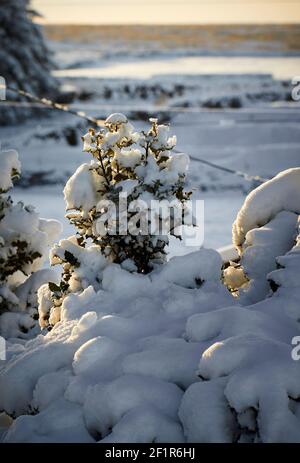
[0,248,233,442]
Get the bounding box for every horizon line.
[41,22,300,26]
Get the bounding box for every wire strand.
[1,84,267,184]
[4,85,105,127]
[188,154,267,183]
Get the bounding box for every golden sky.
[32,0,300,24]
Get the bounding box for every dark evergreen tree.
[0,0,58,124]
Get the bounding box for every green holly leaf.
[64,250,79,267]
[49,282,61,293]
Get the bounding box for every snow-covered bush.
[42,114,191,328]
[67,114,190,272]
[224,168,300,303]
[0,150,61,339]
[180,168,300,442]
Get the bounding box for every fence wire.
[2,84,268,184]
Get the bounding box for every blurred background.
[1,0,300,255]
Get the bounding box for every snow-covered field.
[55,55,300,80]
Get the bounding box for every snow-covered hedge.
[0,150,61,339]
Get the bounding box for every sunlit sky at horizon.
[32,0,300,25]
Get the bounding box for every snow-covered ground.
[1,35,300,443]
[1,167,300,443]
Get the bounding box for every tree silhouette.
[0,0,58,124]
